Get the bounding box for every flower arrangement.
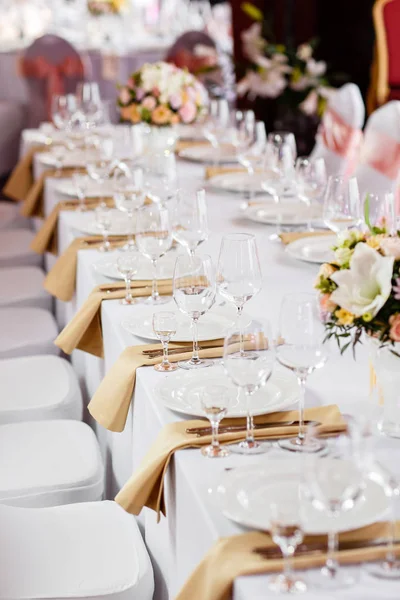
[87,0,126,16]
[117,61,208,127]
[237,3,330,116]
[315,227,400,355]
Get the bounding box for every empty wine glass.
[51,144,66,177]
[76,82,101,127]
[268,476,307,594]
[172,189,209,256]
[323,176,362,233]
[235,119,266,202]
[217,233,262,353]
[145,152,178,205]
[152,311,178,372]
[51,94,78,131]
[113,166,145,250]
[136,204,173,305]
[223,319,275,454]
[173,254,216,369]
[296,157,327,231]
[73,172,89,212]
[364,190,396,235]
[86,134,114,205]
[276,294,329,453]
[268,131,297,161]
[203,98,230,164]
[95,205,112,252]
[200,385,231,458]
[116,252,139,305]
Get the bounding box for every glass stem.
[296,374,307,443]
[191,316,200,364]
[162,341,169,366]
[103,231,109,249]
[282,546,295,582]
[386,493,398,566]
[237,304,244,355]
[125,277,132,301]
[326,523,339,577]
[151,259,159,302]
[211,421,220,448]
[245,389,255,445]
[247,165,254,204]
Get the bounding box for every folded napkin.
[280,231,335,245]
[115,404,345,518]
[176,522,399,600]
[205,166,248,180]
[88,340,224,432]
[3,145,46,202]
[55,281,173,358]
[175,140,210,154]
[30,198,114,255]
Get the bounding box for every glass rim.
[221,232,255,242]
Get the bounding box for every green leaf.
[241,2,263,21]
[364,193,372,231]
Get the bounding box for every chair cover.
[0,101,25,177]
[0,501,154,600]
[0,266,51,311]
[310,83,365,177]
[0,307,59,359]
[20,34,91,128]
[0,229,42,268]
[0,420,103,507]
[0,355,82,425]
[166,30,217,74]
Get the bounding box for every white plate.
[121,305,241,343]
[155,365,298,418]
[218,461,388,535]
[38,150,90,168]
[179,145,238,164]
[208,171,267,195]
[56,180,115,198]
[285,235,336,264]
[245,202,323,226]
[92,251,177,281]
[69,209,135,236]
[177,124,206,141]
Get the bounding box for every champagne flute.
[223,319,275,454]
[136,204,173,305]
[217,233,262,353]
[323,176,361,233]
[73,172,89,212]
[276,294,329,453]
[172,189,209,256]
[113,166,145,250]
[116,252,139,305]
[200,385,231,458]
[173,254,216,369]
[152,311,178,372]
[95,205,112,252]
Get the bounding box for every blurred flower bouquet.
[315,226,400,355]
[117,61,208,126]
[87,0,126,16]
[238,3,330,116]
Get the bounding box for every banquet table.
[28,140,400,600]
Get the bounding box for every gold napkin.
[176,523,399,600]
[115,405,346,517]
[88,340,224,432]
[30,198,114,255]
[205,166,248,180]
[55,281,173,358]
[3,145,46,202]
[175,140,210,154]
[280,231,335,246]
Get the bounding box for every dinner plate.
[208,171,267,195]
[56,180,115,198]
[121,304,242,343]
[38,150,90,168]
[176,124,206,141]
[218,461,388,535]
[245,202,323,226]
[155,364,298,418]
[285,235,336,264]
[179,145,238,165]
[69,209,135,236]
[92,251,177,281]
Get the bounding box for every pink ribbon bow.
[319,107,363,177]
[360,129,400,181]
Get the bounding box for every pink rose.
[178,101,197,124]
[119,87,130,105]
[142,96,157,111]
[127,77,135,89]
[380,237,400,260]
[135,88,145,101]
[169,93,182,110]
[319,293,336,314]
[389,314,400,342]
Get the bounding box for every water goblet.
[200,385,231,458]
[73,173,89,212]
[172,189,209,256]
[113,166,145,250]
[95,205,112,252]
[173,254,216,369]
[116,252,139,305]
[152,311,178,372]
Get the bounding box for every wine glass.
[95,205,112,252]
[296,157,327,232]
[268,476,307,594]
[152,311,178,372]
[145,152,178,205]
[51,144,66,177]
[172,189,209,256]
[203,98,230,164]
[73,173,89,212]
[76,82,101,122]
[113,165,145,250]
[235,119,266,202]
[217,233,262,353]
[276,293,329,453]
[173,254,216,369]
[116,252,139,305]
[51,94,78,131]
[223,319,275,454]
[86,135,114,206]
[136,204,173,305]
[364,190,396,235]
[323,176,362,233]
[268,131,297,161]
[200,385,231,458]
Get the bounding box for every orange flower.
[152,105,173,125]
[170,113,180,125]
[120,104,141,124]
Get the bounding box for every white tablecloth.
[33,150,400,600]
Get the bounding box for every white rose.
[330,242,394,318]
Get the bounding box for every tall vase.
[369,339,400,438]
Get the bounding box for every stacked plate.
[179,144,238,165]
[69,208,135,236]
[285,235,336,264]
[93,251,177,281]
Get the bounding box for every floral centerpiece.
[117,61,208,127]
[315,227,400,356]
[88,0,126,16]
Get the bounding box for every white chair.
[0,307,58,359]
[0,420,103,507]
[0,202,30,230]
[0,229,42,268]
[0,266,52,311]
[0,100,25,178]
[0,355,82,425]
[0,501,154,600]
[310,83,365,177]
